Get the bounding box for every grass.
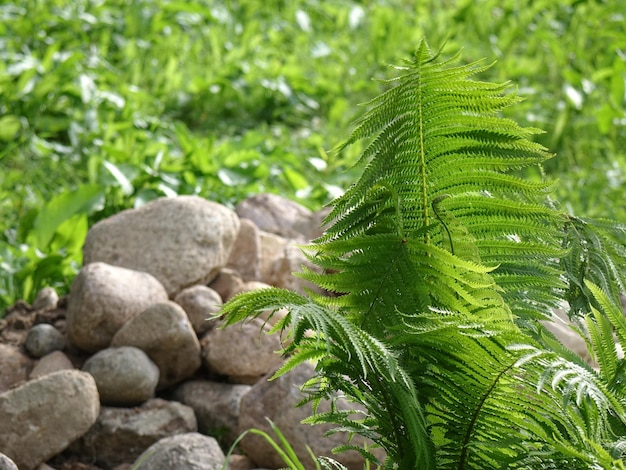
[0,0,624,310]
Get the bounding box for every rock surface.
[24,323,65,357]
[132,432,225,470]
[66,262,168,353]
[235,193,316,239]
[0,370,100,470]
[82,346,160,405]
[29,350,74,379]
[201,318,283,382]
[70,398,197,468]
[83,195,240,297]
[238,363,373,470]
[0,453,18,470]
[111,301,201,388]
[227,217,262,282]
[174,285,223,335]
[172,379,251,445]
[0,343,34,391]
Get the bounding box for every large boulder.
[83,195,240,297]
[132,432,225,470]
[82,346,160,405]
[66,262,168,353]
[111,301,201,388]
[70,398,197,468]
[0,370,100,470]
[238,362,376,470]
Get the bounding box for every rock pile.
[2,193,616,470]
[0,194,371,470]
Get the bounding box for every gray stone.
[172,379,251,445]
[71,398,197,468]
[32,287,59,311]
[225,454,256,470]
[0,370,100,470]
[174,285,223,335]
[0,453,18,470]
[29,350,74,380]
[66,262,168,353]
[201,319,283,382]
[0,344,34,392]
[258,231,289,285]
[238,363,375,470]
[132,432,225,470]
[83,195,240,297]
[24,323,65,358]
[227,218,261,281]
[235,193,314,239]
[82,346,160,405]
[111,301,201,388]
[209,268,245,302]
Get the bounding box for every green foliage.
[222,418,349,470]
[1,0,624,310]
[221,42,626,468]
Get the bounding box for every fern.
[220,40,626,469]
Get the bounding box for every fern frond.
[563,217,626,317]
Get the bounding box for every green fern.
[221,40,626,469]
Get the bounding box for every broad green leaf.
[0,115,22,141]
[29,185,104,249]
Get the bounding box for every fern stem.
[457,352,518,470]
[416,66,430,245]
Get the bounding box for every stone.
[83,195,240,297]
[172,379,251,445]
[268,243,323,295]
[70,398,197,469]
[29,350,74,379]
[174,285,223,335]
[66,262,168,353]
[541,309,594,365]
[209,268,245,302]
[0,344,34,392]
[201,319,283,382]
[227,218,261,281]
[32,287,59,311]
[111,301,201,388]
[0,453,17,470]
[258,231,289,284]
[132,432,225,470]
[238,363,375,470]
[225,454,256,470]
[0,370,100,470]
[82,346,160,405]
[235,193,315,239]
[24,323,65,358]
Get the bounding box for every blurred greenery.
[0,0,624,310]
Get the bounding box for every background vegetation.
[1,0,624,310]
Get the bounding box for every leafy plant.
[221,41,626,469]
[222,418,349,470]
